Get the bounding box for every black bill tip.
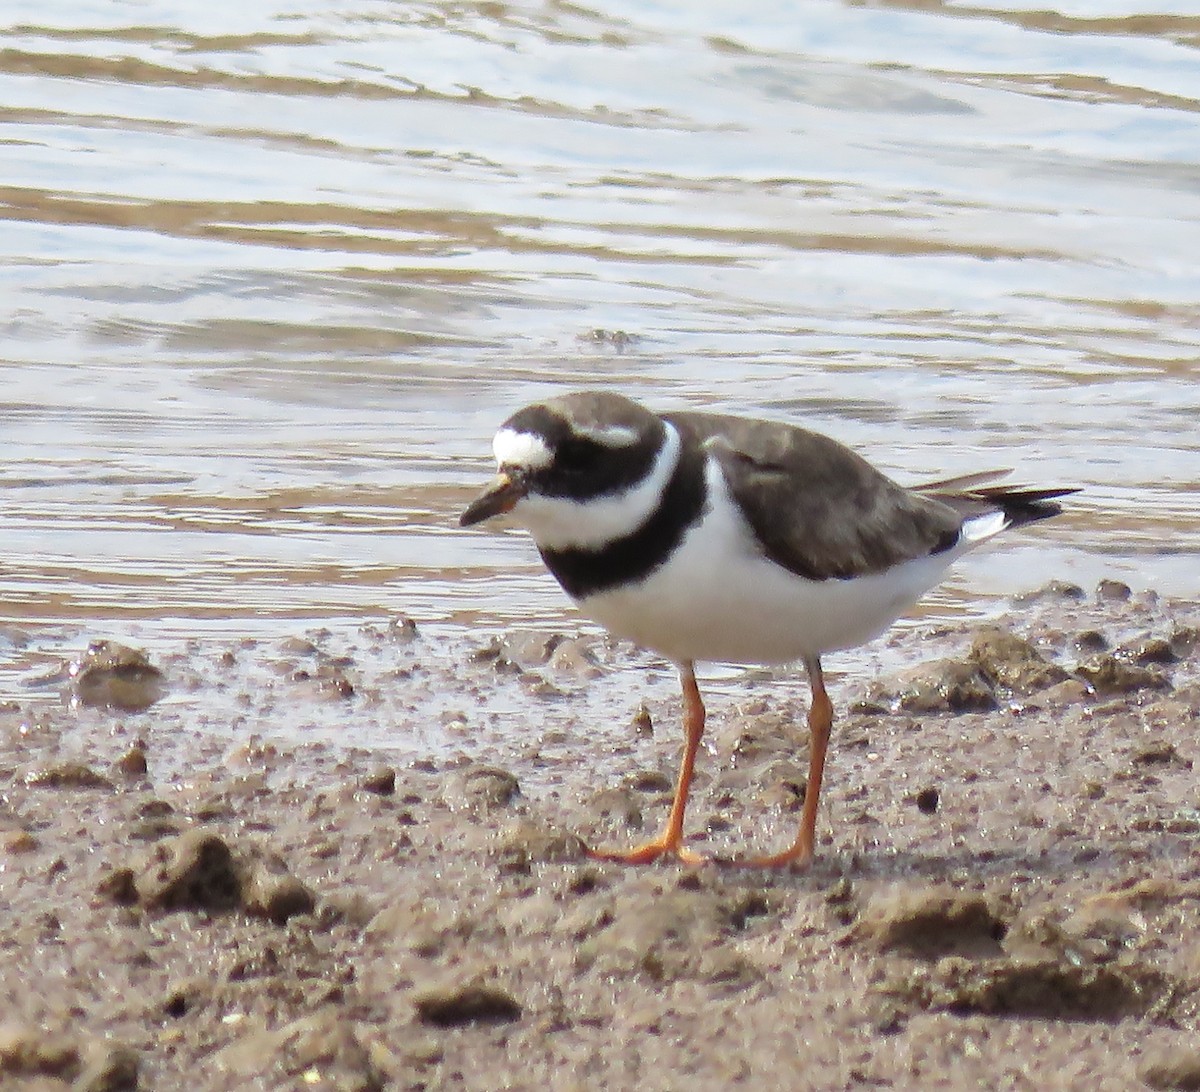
[459,472,527,527]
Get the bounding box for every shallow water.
[3,0,1199,705]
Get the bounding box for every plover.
[460,391,1075,868]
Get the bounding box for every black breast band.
[539,440,708,600]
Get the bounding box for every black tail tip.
[997,485,1080,527]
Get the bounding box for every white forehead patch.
[493,428,553,470]
[574,423,641,448]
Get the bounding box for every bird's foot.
[718,844,815,871]
[584,838,710,867]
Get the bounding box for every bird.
[459,390,1076,868]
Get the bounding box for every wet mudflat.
[0,582,1198,1090]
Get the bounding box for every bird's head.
[460,391,677,551]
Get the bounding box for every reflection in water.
[1,1,1198,697]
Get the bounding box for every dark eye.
[555,438,599,472]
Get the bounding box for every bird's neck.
[537,434,709,600]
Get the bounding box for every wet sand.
[1,582,1198,1091]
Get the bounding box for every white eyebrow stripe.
[493,428,553,470]
[574,423,641,448]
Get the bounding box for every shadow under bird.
[460,390,1076,868]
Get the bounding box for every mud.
[0,583,1198,1090]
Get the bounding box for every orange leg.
[586,660,710,866]
[737,655,832,869]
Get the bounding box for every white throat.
[511,422,681,552]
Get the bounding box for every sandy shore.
[0,581,1198,1091]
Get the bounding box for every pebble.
[1137,700,1195,724]
[0,625,31,648]
[98,829,315,923]
[1140,1045,1200,1091]
[894,660,997,714]
[1074,629,1109,653]
[360,766,396,796]
[548,637,602,678]
[1119,636,1179,666]
[885,957,1162,1020]
[499,631,560,669]
[25,762,115,791]
[0,1025,80,1081]
[1076,655,1171,695]
[584,786,644,831]
[443,765,521,811]
[1013,580,1085,604]
[75,1043,140,1091]
[364,897,451,956]
[492,819,587,872]
[624,769,673,793]
[968,626,1069,694]
[136,830,243,913]
[718,709,805,761]
[1131,741,1190,768]
[752,761,807,811]
[212,1012,386,1088]
[113,743,149,780]
[1170,626,1199,660]
[854,887,1005,959]
[291,663,355,701]
[1096,578,1133,602]
[572,885,768,988]
[0,1028,139,1091]
[384,615,420,643]
[1027,678,1090,708]
[3,829,39,854]
[69,640,166,712]
[412,981,522,1027]
[240,849,318,925]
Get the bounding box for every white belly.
[578,462,965,665]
